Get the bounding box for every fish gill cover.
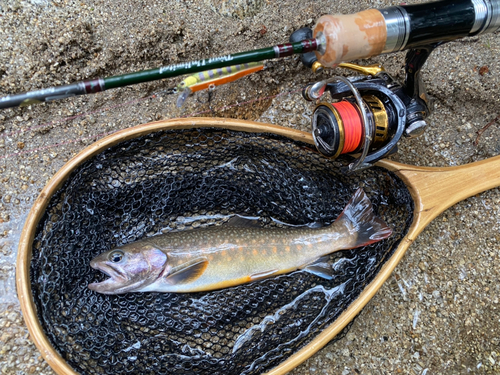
[30,128,413,375]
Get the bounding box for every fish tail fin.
[336,188,392,248]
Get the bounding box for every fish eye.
[109,250,124,263]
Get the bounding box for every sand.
[0,0,499,373]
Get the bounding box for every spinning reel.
[291,29,434,173]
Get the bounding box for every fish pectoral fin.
[302,256,334,280]
[249,269,279,281]
[165,258,209,285]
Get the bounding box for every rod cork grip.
[313,9,387,68]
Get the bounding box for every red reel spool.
[311,100,364,159]
[331,101,363,154]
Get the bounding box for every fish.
[175,62,264,107]
[88,188,392,294]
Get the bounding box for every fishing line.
[1,87,303,160]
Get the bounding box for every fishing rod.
[0,40,316,109]
[1,0,499,171]
[288,0,500,172]
[1,0,498,110]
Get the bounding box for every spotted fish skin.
[88,188,392,294]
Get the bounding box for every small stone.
[3,195,11,203]
[0,345,10,354]
[203,0,265,19]
[17,142,25,150]
[7,313,17,322]
[479,66,489,76]
[0,332,12,342]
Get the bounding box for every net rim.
[16,117,418,375]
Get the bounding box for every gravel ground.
[0,0,499,374]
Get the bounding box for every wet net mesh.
[30,128,413,375]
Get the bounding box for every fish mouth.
[88,260,129,294]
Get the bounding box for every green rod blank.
[0,39,318,109]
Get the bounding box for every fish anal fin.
[302,256,334,280]
[165,258,209,285]
[249,269,279,281]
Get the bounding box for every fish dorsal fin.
[306,221,323,229]
[271,217,323,229]
[303,256,334,280]
[226,215,261,228]
[165,258,209,285]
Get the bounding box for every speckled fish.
[88,188,392,294]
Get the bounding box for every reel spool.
[312,95,389,159]
[306,73,406,173]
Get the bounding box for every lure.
[176,62,264,107]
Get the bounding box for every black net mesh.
[30,128,413,375]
